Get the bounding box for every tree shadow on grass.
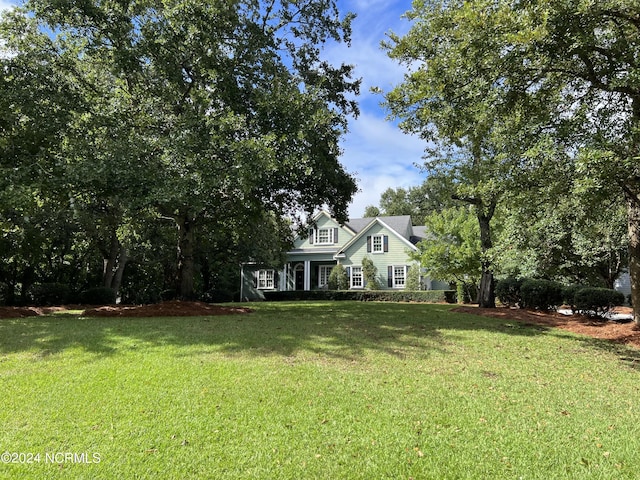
[0,303,558,364]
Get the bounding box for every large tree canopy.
[1,0,360,300]
[384,0,640,320]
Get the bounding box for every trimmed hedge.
[263,290,457,303]
[495,277,523,307]
[519,279,563,311]
[574,287,625,319]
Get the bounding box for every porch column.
[304,260,311,291]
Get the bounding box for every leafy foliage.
[264,289,456,303]
[328,264,349,291]
[412,207,482,288]
[573,288,626,320]
[519,279,563,311]
[495,277,524,308]
[361,256,381,290]
[0,0,360,303]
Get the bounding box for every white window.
[319,266,332,287]
[314,228,335,245]
[350,266,363,289]
[393,266,406,288]
[372,235,384,253]
[257,270,275,289]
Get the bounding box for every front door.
[295,267,304,290]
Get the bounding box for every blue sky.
[331,0,425,217]
[1,0,426,218]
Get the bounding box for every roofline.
[336,217,418,255]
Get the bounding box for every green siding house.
[241,210,449,300]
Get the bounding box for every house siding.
[293,212,354,250]
[340,222,417,289]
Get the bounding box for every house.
[240,210,449,300]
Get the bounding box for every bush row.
[264,290,457,303]
[496,277,625,317]
[26,283,117,306]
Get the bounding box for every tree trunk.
[626,188,640,324]
[478,269,495,308]
[103,234,119,288]
[476,203,496,308]
[111,246,128,296]
[176,214,196,300]
[103,234,128,298]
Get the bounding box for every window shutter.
[388,266,393,287]
[383,235,389,252]
[253,271,258,288]
[274,271,280,288]
[367,236,372,253]
[309,230,314,244]
[333,227,338,243]
[346,266,351,278]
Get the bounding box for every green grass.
[1,301,640,479]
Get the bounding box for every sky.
[1,0,426,218]
[331,0,425,217]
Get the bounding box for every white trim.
[257,269,275,289]
[318,265,332,287]
[314,227,335,245]
[392,265,407,289]
[304,260,311,290]
[350,265,363,289]
[337,217,418,256]
[371,234,384,254]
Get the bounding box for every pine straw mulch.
[452,305,640,349]
[0,300,252,319]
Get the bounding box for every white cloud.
[0,0,16,13]
[327,1,424,218]
[341,111,428,217]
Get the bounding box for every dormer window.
[310,227,338,245]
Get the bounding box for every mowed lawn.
[1,302,640,479]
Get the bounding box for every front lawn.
[1,301,639,479]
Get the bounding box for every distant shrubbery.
[574,287,625,319]
[79,287,117,305]
[264,290,456,303]
[496,277,625,319]
[27,283,71,306]
[495,277,523,307]
[519,279,563,311]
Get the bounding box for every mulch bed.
[452,305,640,349]
[2,301,639,350]
[0,300,252,319]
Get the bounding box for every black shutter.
[383,235,389,252]
[333,227,339,243]
[309,230,314,244]
[388,266,393,287]
[253,271,258,288]
[367,236,372,253]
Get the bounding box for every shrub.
[574,287,625,319]
[201,289,235,303]
[495,277,523,307]
[561,284,584,313]
[362,256,381,290]
[519,278,563,311]
[405,265,421,291]
[328,265,348,290]
[80,287,117,305]
[263,290,457,303]
[27,283,71,306]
